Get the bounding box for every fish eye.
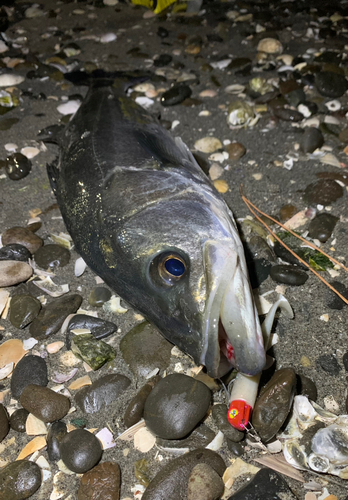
[150,251,188,286]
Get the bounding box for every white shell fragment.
[134,426,156,453]
[57,100,81,116]
[23,337,38,350]
[100,33,117,43]
[103,295,128,314]
[20,146,40,159]
[0,73,25,87]
[0,290,10,316]
[96,427,116,449]
[74,257,87,277]
[135,96,154,109]
[257,38,283,54]
[32,277,69,297]
[205,431,224,451]
[0,362,14,380]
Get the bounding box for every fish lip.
[201,240,266,379]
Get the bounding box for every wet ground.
[1,0,348,498]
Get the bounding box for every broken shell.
[227,101,255,128]
[103,295,128,314]
[68,375,92,390]
[26,413,47,435]
[307,453,330,473]
[283,441,308,470]
[57,100,81,115]
[17,436,46,460]
[0,362,14,380]
[47,341,65,354]
[249,77,273,95]
[96,427,116,449]
[213,179,229,193]
[134,427,156,453]
[225,84,245,94]
[0,74,25,87]
[0,339,26,369]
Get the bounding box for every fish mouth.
[201,240,266,379]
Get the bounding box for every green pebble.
[71,333,116,370]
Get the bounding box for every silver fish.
[47,73,265,378]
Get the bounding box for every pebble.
[252,368,297,442]
[142,449,225,500]
[88,286,112,307]
[120,322,172,378]
[0,460,42,499]
[71,334,116,370]
[257,37,283,54]
[161,84,192,106]
[60,428,103,473]
[270,265,308,286]
[156,424,216,451]
[1,226,43,254]
[68,314,117,340]
[316,354,341,375]
[144,373,211,439]
[157,26,169,38]
[153,54,172,67]
[0,260,33,287]
[75,373,131,414]
[187,463,224,500]
[297,374,318,401]
[9,408,29,433]
[194,137,222,154]
[78,461,121,500]
[0,243,32,262]
[211,404,244,442]
[47,421,67,461]
[228,468,296,499]
[325,281,348,310]
[34,244,71,270]
[226,440,245,457]
[304,179,344,205]
[0,403,9,442]
[315,71,348,98]
[300,128,324,153]
[273,107,303,122]
[11,355,48,399]
[9,294,41,329]
[273,242,307,269]
[29,294,83,339]
[225,142,246,160]
[279,204,297,221]
[5,153,32,180]
[124,376,160,428]
[308,213,338,242]
[20,384,70,422]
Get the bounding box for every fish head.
[101,172,265,379]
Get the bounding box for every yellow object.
[131,0,177,14]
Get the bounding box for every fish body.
[48,75,265,378]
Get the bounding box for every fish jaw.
[201,240,266,379]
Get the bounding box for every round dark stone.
[273,107,304,122]
[212,404,244,442]
[161,84,192,107]
[0,404,9,442]
[5,153,32,180]
[315,71,348,97]
[67,314,117,342]
[11,355,48,399]
[270,265,308,286]
[142,449,225,500]
[29,293,83,340]
[316,354,341,375]
[144,373,212,439]
[0,460,42,499]
[157,26,169,38]
[1,226,43,254]
[34,244,71,270]
[252,368,297,443]
[75,373,131,414]
[9,408,29,433]
[304,179,344,205]
[308,213,338,242]
[273,242,307,270]
[20,384,70,422]
[88,287,112,307]
[153,54,172,67]
[285,89,306,107]
[9,294,41,329]
[300,128,324,153]
[78,462,121,500]
[0,244,32,262]
[60,428,103,473]
[297,374,318,401]
[226,439,245,457]
[47,421,67,461]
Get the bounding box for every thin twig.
[240,187,348,306]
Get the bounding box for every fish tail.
[64,69,151,90]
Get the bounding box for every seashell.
[33,277,69,297]
[283,441,308,470]
[213,180,229,193]
[227,100,255,128]
[312,423,348,464]
[0,339,26,369]
[0,362,14,380]
[199,89,217,98]
[325,100,341,112]
[194,137,222,153]
[257,38,283,54]
[0,290,10,316]
[307,453,330,473]
[320,153,341,168]
[52,368,78,384]
[4,143,17,152]
[205,430,223,451]
[57,100,81,116]
[135,97,154,110]
[100,33,117,43]
[46,341,64,354]
[134,426,156,453]
[225,84,245,94]
[20,147,40,159]
[17,436,46,460]
[26,413,47,435]
[50,233,74,250]
[0,74,25,87]
[68,375,92,390]
[118,420,146,441]
[210,59,232,70]
[103,295,128,314]
[209,163,224,181]
[23,337,38,350]
[96,427,116,449]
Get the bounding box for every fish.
[47,71,266,379]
